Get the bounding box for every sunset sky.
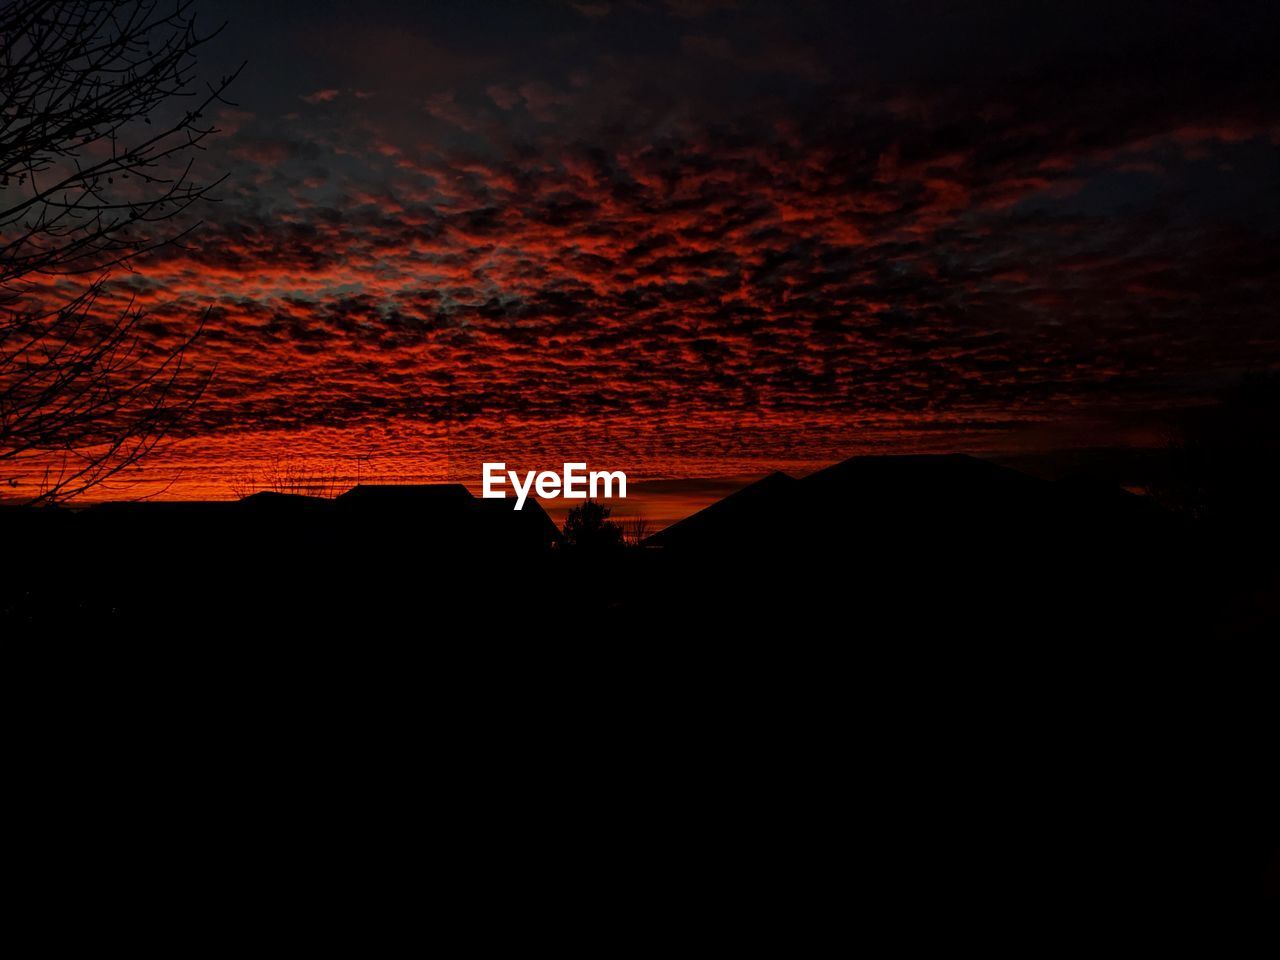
[27,0,1280,512]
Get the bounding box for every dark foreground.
[4,455,1277,932]
[5,454,1274,636]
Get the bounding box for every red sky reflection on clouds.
[9,1,1280,512]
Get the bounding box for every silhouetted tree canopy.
[1152,371,1280,534]
[561,500,624,552]
[0,0,240,502]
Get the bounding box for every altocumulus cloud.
[46,0,1280,493]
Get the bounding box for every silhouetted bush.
[1151,371,1280,535]
[561,500,624,553]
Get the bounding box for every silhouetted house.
[799,453,1049,540]
[644,471,798,553]
[644,453,1169,557]
[234,490,331,516]
[80,498,244,552]
[474,495,562,552]
[60,485,558,579]
[336,484,559,553]
[336,484,475,528]
[636,453,1198,639]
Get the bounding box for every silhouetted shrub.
[561,500,624,552]
[1151,371,1280,534]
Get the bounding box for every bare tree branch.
[1,0,239,503]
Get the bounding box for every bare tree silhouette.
[229,457,345,499]
[622,513,653,547]
[0,0,241,502]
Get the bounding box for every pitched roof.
[644,470,797,549]
[336,483,473,503]
[642,453,1156,553]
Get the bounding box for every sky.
[25,0,1280,512]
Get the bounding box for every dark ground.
[4,455,1277,935]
